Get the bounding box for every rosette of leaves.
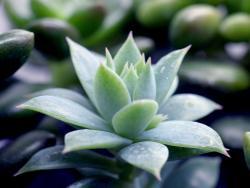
[17,33,227,185]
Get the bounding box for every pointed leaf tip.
[94,64,131,122]
[112,100,158,138]
[114,33,141,74]
[119,141,168,179]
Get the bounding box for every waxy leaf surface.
[64,129,132,152]
[159,94,221,121]
[119,141,168,179]
[18,96,110,131]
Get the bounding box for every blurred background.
[0,0,250,187]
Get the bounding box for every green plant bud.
[169,5,222,48]
[0,30,34,80]
[220,13,250,42]
[137,0,192,27]
[243,132,250,169]
[4,0,33,27]
[0,130,56,176]
[27,18,79,59]
[67,3,106,38]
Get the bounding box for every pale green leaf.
[122,65,139,97]
[16,146,118,175]
[120,63,129,78]
[146,114,167,130]
[67,38,101,105]
[161,76,179,105]
[104,48,115,71]
[133,60,156,100]
[114,33,141,74]
[139,121,228,156]
[18,96,111,131]
[29,88,96,113]
[134,54,146,75]
[94,64,131,122]
[154,46,190,104]
[159,94,221,121]
[112,100,158,138]
[64,129,132,152]
[119,141,168,179]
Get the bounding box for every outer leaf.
[16,146,118,175]
[64,129,132,153]
[139,121,228,156]
[114,33,141,74]
[67,38,100,105]
[18,96,110,131]
[29,88,96,113]
[94,64,131,122]
[112,100,158,138]
[159,94,221,121]
[243,132,250,169]
[122,65,138,97]
[154,46,190,104]
[119,141,169,179]
[162,157,221,188]
[133,61,156,100]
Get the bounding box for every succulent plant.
[16,33,227,185]
[169,5,222,48]
[220,13,250,42]
[0,29,34,80]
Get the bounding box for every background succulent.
[16,34,227,185]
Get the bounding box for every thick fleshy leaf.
[114,33,141,74]
[133,61,156,100]
[67,38,100,105]
[94,64,131,122]
[146,114,167,130]
[64,129,132,152]
[162,157,221,188]
[161,76,179,105]
[112,100,158,138]
[122,65,138,97]
[119,141,168,179]
[159,94,221,121]
[243,132,250,169]
[29,88,96,113]
[18,96,110,131]
[139,121,228,156]
[16,146,118,175]
[154,46,190,104]
[104,48,115,71]
[134,54,146,75]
